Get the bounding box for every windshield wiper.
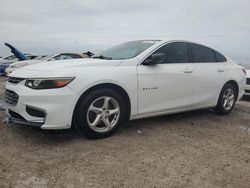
[92,55,112,60]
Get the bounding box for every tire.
[214,83,237,115]
[74,88,126,139]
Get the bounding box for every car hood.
[9,59,122,78]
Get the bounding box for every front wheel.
[74,89,126,139]
[214,83,237,114]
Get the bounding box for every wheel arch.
[222,80,239,100]
[72,83,131,125]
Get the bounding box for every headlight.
[25,77,75,89]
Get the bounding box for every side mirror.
[143,53,165,65]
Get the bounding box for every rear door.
[188,43,228,108]
[137,42,195,116]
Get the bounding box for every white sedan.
[5,39,246,138]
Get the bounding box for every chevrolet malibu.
[5,39,246,138]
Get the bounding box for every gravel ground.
[0,77,250,188]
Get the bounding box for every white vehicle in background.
[245,70,250,96]
[0,54,38,64]
[0,54,38,76]
[5,39,246,139]
[5,53,89,75]
[0,55,19,64]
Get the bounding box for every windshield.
[93,40,160,60]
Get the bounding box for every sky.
[0,0,250,64]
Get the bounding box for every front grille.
[8,77,25,84]
[5,90,19,106]
[245,89,250,94]
[247,78,250,85]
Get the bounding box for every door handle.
[183,69,193,73]
[217,68,224,72]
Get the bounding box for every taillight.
[242,68,246,75]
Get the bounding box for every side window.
[189,43,216,63]
[215,51,227,62]
[148,42,188,64]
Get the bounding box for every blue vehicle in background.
[0,43,33,76]
[0,63,9,76]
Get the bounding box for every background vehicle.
[4,39,246,139]
[82,51,95,57]
[0,63,9,76]
[0,55,20,76]
[0,43,37,76]
[5,53,89,75]
[0,54,40,76]
[0,55,19,64]
[4,43,28,61]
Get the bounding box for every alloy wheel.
[222,88,235,111]
[86,96,120,133]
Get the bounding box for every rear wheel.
[74,89,125,139]
[214,83,237,114]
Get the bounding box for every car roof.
[148,38,226,55]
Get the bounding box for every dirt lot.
[0,77,250,188]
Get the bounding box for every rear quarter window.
[189,43,216,63]
[215,51,227,62]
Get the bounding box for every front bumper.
[5,81,79,129]
[4,116,43,128]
